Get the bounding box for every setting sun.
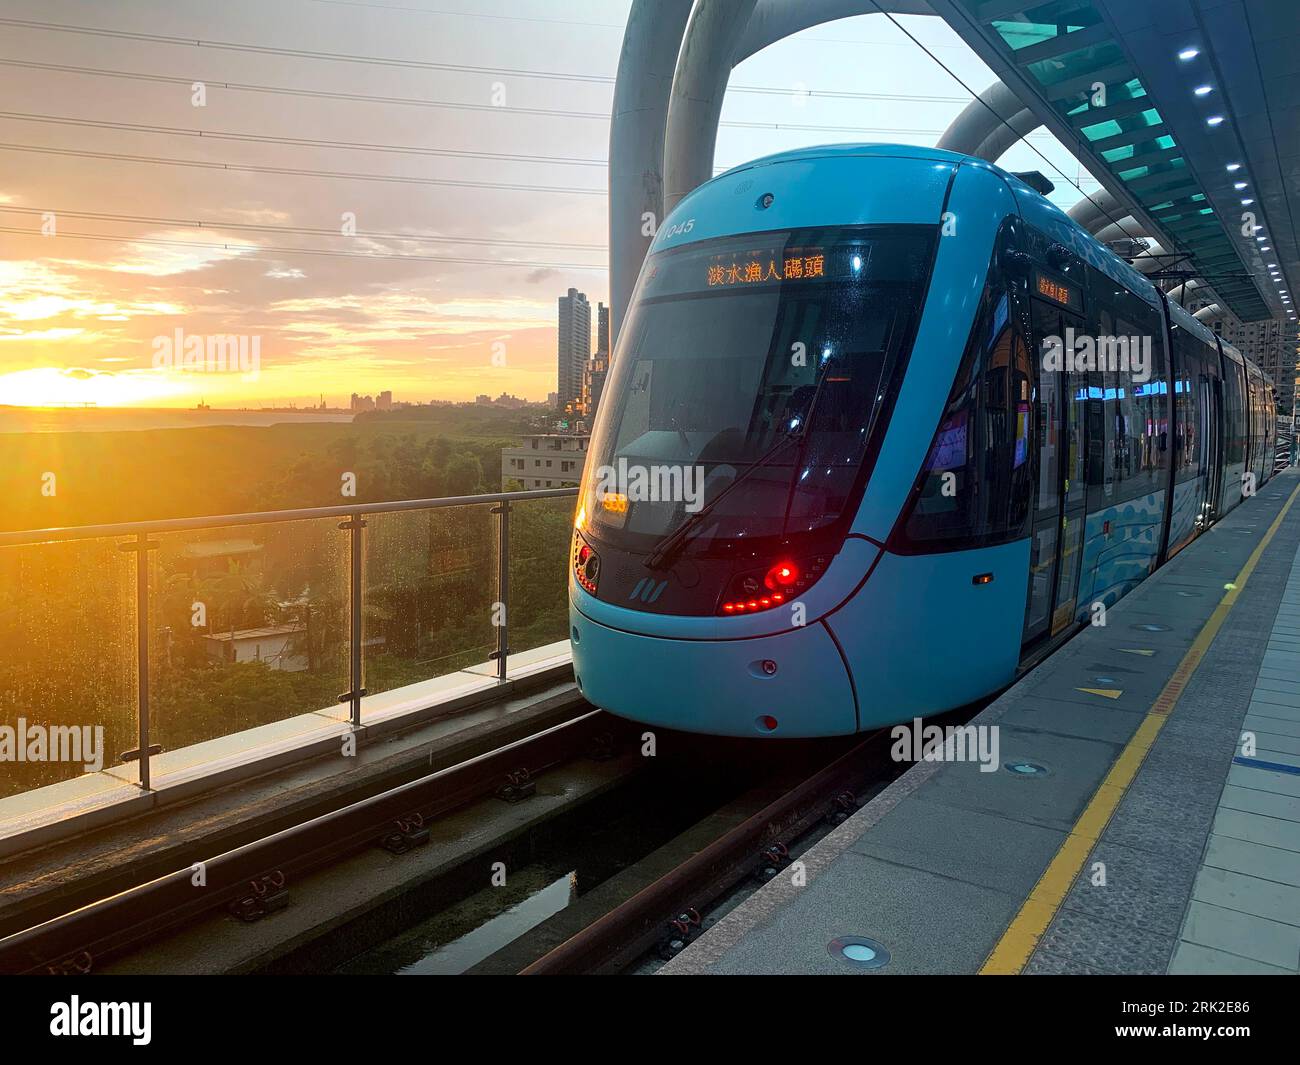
[0,366,189,407]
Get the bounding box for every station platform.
[664,471,1300,976]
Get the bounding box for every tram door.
[1050,308,1088,635]
[1207,377,1224,520]
[1023,300,1089,646]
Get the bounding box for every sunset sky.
[0,0,1100,408]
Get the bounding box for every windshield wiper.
[642,430,802,570]
[642,355,839,571]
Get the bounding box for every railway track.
[509,728,896,974]
[1,694,924,976]
[0,699,626,975]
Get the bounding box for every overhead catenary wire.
[2,135,1063,197]
[0,110,606,167]
[0,57,984,132]
[863,0,1148,247]
[0,223,608,270]
[0,16,970,102]
[0,205,606,251]
[0,109,1040,165]
[0,141,606,195]
[306,0,984,53]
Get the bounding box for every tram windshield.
[580,225,935,558]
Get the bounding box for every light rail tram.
[569,143,1277,737]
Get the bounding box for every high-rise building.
[377,390,393,411]
[596,302,610,359]
[1202,309,1295,416]
[557,288,591,412]
[578,301,610,420]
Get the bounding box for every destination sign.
[706,249,828,288]
[1034,268,1082,312]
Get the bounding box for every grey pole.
[609,0,938,344]
[663,0,760,216]
[607,0,694,347]
[935,81,1026,156]
[971,107,1039,161]
[735,0,937,63]
[1067,187,1123,232]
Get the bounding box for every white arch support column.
[663,0,760,215]
[1067,188,1123,233]
[935,81,1027,157]
[971,107,1039,162]
[609,0,934,342]
[607,0,695,344]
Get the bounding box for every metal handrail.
[2,486,580,797]
[0,486,578,547]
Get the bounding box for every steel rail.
[0,704,619,975]
[520,728,889,975]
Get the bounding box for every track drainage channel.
[335,783,707,975]
[318,733,855,975]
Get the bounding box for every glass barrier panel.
[148,517,350,768]
[507,495,574,659]
[362,504,499,699]
[0,537,138,806]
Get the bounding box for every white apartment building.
[501,434,589,490]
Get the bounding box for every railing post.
[493,499,510,682]
[338,514,367,729]
[118,531,159,790]
[135,532,151,790]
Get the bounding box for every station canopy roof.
[933,0,1298,325]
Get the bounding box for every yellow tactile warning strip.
[980,480,1300,975]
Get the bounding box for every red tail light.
[764,561,799,590]
[718,555,828,616]
[572,533,600,594]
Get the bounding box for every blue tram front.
[568,144,1273,738]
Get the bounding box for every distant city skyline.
[0,0,1099,410]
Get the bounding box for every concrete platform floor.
[664,471,1300,976]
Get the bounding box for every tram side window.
[900,227,1033,548]
[1084,276,1168,503]
[1223,358,1246,466]
[1119,294,1169,500]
